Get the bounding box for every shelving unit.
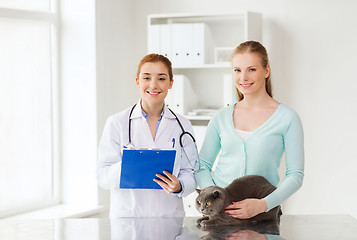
[147,11,262,124]
[147,12,262,216]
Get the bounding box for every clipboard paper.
[120,149,176,189]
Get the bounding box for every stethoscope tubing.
[167,108,196,148]
[127,103,202,172]
[128,104,136,145]
[127,104,196,148]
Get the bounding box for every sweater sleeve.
[194,113,222,188]
[264,113,305,211]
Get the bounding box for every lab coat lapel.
[130,100,144,119]
[131,100,155,147]
[154,105,176,142]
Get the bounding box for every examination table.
[0,215,356,239]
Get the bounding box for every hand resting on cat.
[195,175,281,228]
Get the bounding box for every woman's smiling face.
[232,52,270,98]
[136,61,173,107]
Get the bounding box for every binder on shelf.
[148,23,214,66]
[120,149,176,189]
[171,23,193,66]
[223,74,235,107]
[160,24,171,58]
[192,23,213,65]
[166,75,197,115]
[171,23,213,66]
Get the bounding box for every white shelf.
[173,63,230,69]
[185,115,212,121]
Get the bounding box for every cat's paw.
[199,220,208,228]
[199,219,213,229]
[196,216,209,226]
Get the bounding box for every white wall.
[95,0,139,208]
[96,0,357,218]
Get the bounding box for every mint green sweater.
[194,104,304,211]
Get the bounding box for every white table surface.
[1,214,356,240]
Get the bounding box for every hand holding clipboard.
[154,170,182,193]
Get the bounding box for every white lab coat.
[97,100,197,218]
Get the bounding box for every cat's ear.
[213,190,220,199]
[196,189,201,194]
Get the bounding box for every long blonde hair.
[231,41,272,101]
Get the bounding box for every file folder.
[120,149,176,189]
[172,23,193,66]
[166,75,197,115]
[223,74,235,107]
[160,24,172,58]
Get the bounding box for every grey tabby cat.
[196,175,281,228]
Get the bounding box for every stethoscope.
[126,103,203,172]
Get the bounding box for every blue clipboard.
[120,149,176,189]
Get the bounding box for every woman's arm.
[263,113,305,211]
[194,115,222,188]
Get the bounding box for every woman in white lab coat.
[97,53,197,218]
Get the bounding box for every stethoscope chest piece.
[125,143,135,149]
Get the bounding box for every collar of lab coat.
[130,99,176,120]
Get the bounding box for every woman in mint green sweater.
[194,41,304,219]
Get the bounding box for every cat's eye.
[207,202,211,206]
[197,201,201,205]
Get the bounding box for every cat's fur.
[196,175,281,228]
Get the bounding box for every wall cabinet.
[147,12,262,125]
